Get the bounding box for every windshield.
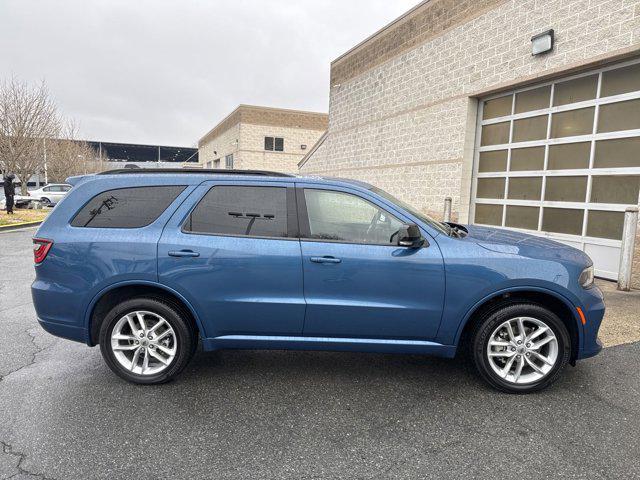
[369,186,451,236]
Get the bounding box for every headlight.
[579,265,594,288]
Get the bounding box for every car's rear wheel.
[471,302,571,393]
[99,297,197,384]
[40,197,52,206]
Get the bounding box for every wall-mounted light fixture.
[531,29,554,56]
[301,144,307,150]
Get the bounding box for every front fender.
[440,283,584,351]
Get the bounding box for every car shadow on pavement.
[181,347,567,397]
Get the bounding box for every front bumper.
[575,285,605,361]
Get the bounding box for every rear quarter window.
[71,186,186,228]
[184,185,289,238]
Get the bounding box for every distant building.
[85,141,198,169]
[198,105,327,173]
[13,140,198,188]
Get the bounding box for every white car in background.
[28,184,72,206]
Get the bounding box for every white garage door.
[472,59,640,280]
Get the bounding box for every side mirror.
[397,223,426,248]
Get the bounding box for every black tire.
[99,296,197,384]
[471,302,571,394]
[40,197,52,206]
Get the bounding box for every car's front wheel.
[471,302,571,393]
[99,297,197,384]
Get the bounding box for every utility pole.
[43,138,48,185]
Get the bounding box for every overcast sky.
[0,0,419,147]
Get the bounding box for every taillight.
[33,238,53,264]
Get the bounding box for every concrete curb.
[0,221,42,232]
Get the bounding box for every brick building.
[299,0,640,284]
[198,105,328,174]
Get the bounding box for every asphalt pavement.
[1,227,639,479]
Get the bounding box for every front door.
[158,181,305,338]
[297,185,445,340]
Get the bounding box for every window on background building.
[214,159,220,168]
[206,161,212,168]
[225,154,234,169]
[264,136,284,152]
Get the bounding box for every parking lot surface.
[1,227,639,479]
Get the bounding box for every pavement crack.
[1,441,58,480]
[0,328,53,382]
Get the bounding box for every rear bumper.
[37,317,88,344]
[32,278,89,344]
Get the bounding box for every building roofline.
[331,0,432,67]
[236,104,328,117]
[298,131,328,169]
[80,139,196,150]
[198,104,328,146]
[330,0,506,86]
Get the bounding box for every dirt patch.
[596,279,640,347]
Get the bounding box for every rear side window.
[184,186,288,238]
[71,186,186,228]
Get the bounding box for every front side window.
[71,186,186,228]
[225,154,234,169]
[265,136,284,152]
[303,189,402,245]
[185,186,288,238]
[369,187,450,235]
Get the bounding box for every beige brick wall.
[199,123,240,169]
[302,0,640,195]
[238,123,325,173]
[301,0,640,281]
[199,106,327,173]
[199,122,325,173]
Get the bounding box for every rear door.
[296,183,446,340]
[158,180,305,338]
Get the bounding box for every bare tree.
[45,122,104,183]
[0,79,61,194]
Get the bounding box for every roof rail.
[98,168,295,177]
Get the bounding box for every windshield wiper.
[445,222,468,238]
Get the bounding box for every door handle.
[168,250,200,258]
[310,256,342,264]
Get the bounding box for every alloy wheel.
[486,316,558,384]
[110,311,177,375]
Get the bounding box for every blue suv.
[31,169,604,392]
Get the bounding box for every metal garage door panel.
[585,243,620,280]
[472,59,640,283]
